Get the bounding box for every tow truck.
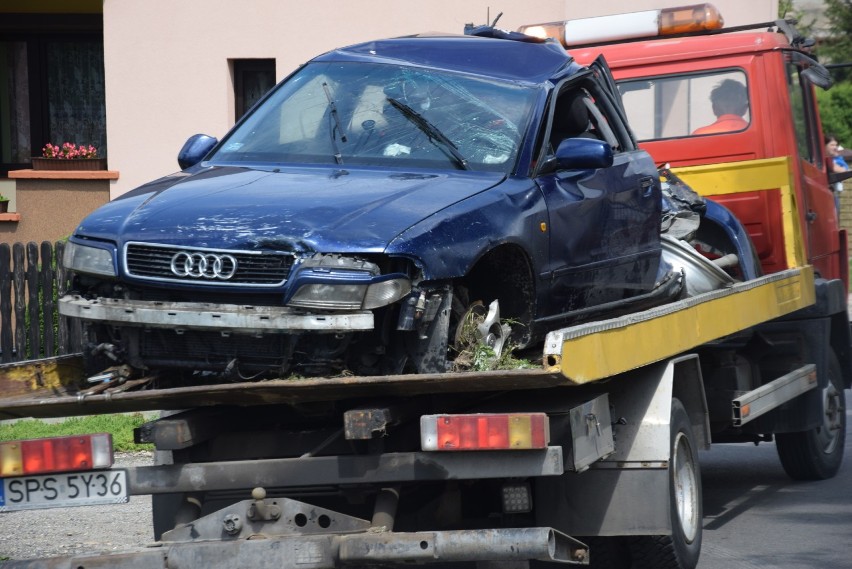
[0,5,848,569]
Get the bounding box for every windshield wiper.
[323,82,347,165]
[386,97,469,170]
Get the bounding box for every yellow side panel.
[0,355,84,397]
[673,157,806,269]
[558,268,815,384]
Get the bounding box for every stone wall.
[838,181,852,234]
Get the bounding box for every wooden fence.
[0,241,84,363]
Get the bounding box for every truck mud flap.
[6,528,589,568]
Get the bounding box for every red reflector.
[22,437,92,474]
[421,413,549,451]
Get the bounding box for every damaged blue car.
[59,31,680,379]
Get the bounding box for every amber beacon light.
[518,3,724,47]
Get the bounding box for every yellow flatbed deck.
[0,267,815,420]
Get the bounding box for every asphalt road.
[696,392,852,569]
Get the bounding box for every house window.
[234,59,276,121]
[0,41,32,168]
[0,15,105,176]
[44,41,106,153]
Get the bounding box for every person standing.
[825,133,849,212]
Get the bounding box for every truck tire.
[775,351,847,481]
[628,398,702,569]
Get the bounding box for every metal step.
[731,364,817,426]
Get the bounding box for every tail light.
[421,413,549,451]
[0,433,114,477]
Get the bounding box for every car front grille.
[125,242,294,286]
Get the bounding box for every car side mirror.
[178,134,218,170]
[553,138,613,171]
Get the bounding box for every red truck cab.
[552,10,847,288]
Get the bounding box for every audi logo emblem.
[170,251,238,280]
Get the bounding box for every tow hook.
[247,487,281,522]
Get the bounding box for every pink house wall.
[102,0,777,198]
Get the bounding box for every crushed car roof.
[314,34,580,84]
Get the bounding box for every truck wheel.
[628,398,702,569]
[775,352,847,481]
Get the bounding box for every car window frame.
[533,72,635,176]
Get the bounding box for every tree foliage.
[817,81,852,144]
[795,0,852,140]
[820,0,852,64]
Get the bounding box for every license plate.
[0,469,128,511]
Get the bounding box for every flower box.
[31,158,107,171]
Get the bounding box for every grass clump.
[453,303,538,372]
[0,413,154,452]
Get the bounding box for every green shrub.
[0,413,153,452]
[818,81,852,146]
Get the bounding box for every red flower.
[41,142,98,159]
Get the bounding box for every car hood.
[76,166,506,254]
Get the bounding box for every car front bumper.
[58,295,374,334]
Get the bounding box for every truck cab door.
[785,52,845,283]
[534,74,662,319]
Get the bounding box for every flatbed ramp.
[545,266,815,383]
[0,267,815,420]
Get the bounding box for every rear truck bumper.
[126,447,565,494]
[6,526,589,568]
[3,449,589,568]
[58,295,374,333]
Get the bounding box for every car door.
[535,73,662,320]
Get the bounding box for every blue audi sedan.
[59,31,669,378]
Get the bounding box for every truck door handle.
[807,210,817,222]
[639,176,656,198]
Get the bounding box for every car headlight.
[63,241,116,277]
[289,277,411,311]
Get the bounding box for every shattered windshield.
[211,62,536,173]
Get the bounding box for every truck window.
[785,58,818,165]
[618,70,750,141]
